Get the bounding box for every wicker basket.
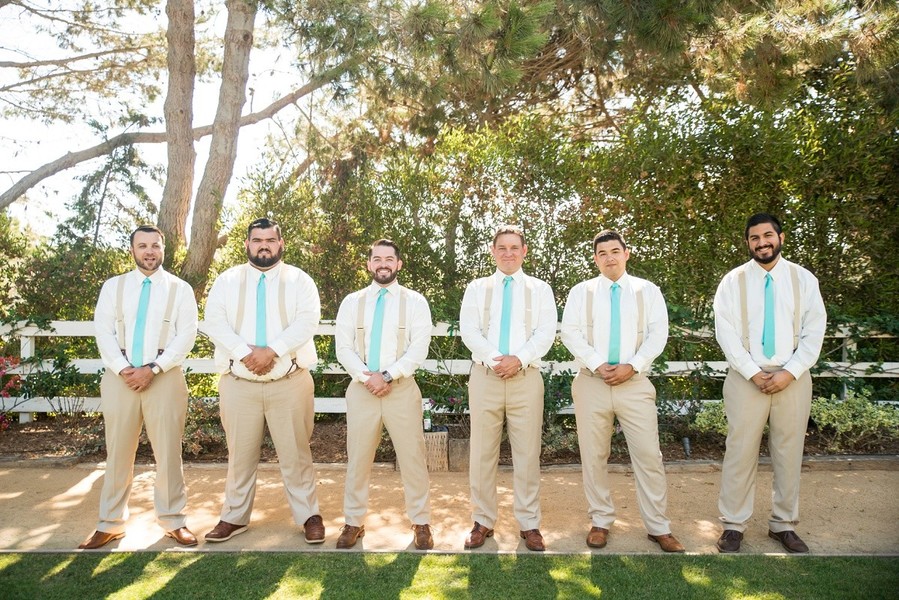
[423,430,449,472]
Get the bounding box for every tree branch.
[0,56,361,210]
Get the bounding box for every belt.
[226,366,305,383]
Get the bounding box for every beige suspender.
[789,265,800,350]
[355,287,408,364]
[585,279,644,350]
[480,275,533,339]
[114,273,178,361]
[738,263,801,352]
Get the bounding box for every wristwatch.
[381,370,393,383]
[148,362,162,375]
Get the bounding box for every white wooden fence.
[1,320,896,423]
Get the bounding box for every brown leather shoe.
[520,529,545,551]
[716,529,743,553]
[204,520,248,543]
[769,530,809,553]
[304,515,325,544]
[464,522,494,549]
[165,527,198,546]
[412,524,434,550]
[336,524,365,549]
[78,530,124,550]
[648,533,686,553]
[586,527,609,549]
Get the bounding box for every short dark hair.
[744,213,782,240]
[130,225,164,246]
[593,229,627,253]
[247,217,281,240]
[368,239,402,261]
[492,224,526,246]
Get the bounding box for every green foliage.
[811,388,899,453]
[182,398,227,458]
[693,400,728,437]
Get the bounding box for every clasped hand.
[751,369,795,395]
[241,346,277,376]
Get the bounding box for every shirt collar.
[132,267,166,283]
[598,272,629,289]
[493,269,524,284]
[747,257,787,279]
[367,280,400,296]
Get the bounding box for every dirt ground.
[1,458,897,555]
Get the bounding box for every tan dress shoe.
[165,527,198,546]
[304,515,325,544]
[586,527,609,549]
[648,533,686,553]
[336,524,365,549]
[464,522,494,549]
[78,530,124,550]
[520,529,545,551]
[412,524,434,550]
[204,521,248,543]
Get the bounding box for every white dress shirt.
[94,268,198,375]
[560,272,668,373]
[459,269,557,368]
[204,262,321,380]
[714,257,826,380]
[334,281,432,383]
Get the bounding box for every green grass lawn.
[2,553,897,599]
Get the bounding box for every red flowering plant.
[0,356,22,432]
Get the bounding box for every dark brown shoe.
[412,524,434,550]
[586,527,609,549]
[648,533,686,553]
[165,527,198,547]
[716,529,743,553]
[204,520,248,543]
[336,524,365,549]
[304,515,325,544]
[769,530,809,553]
[78,530,124,550]
[520,529,545,551]
[464,522,494,549]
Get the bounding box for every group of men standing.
[79,213,825,555]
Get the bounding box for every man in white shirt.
[333,239,434,550]
[203,218,325,544]
[459,225,557,551]
[560,230,685,553]
[713,213,826,553]
[80,225,199,550]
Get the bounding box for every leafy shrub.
[693,401,728,437]
[811,389,899,453]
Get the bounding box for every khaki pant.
[344,377,431,526]
[468,366,544,530]
[218,369,320,526]
[719,369,813,533]
[572,369,672,535]
[98,367,188,534]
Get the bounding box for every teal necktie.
[131,277,151,367]
[367,288,388,371]
[762,273,775,358]
[256,273,267,347]
[608,282,621,365]
[499,276,513,355]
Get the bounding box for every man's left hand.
[758,369,795,395]
[363,371,392,397]
[598,363,635,386]
[492,355,523,379]
[121,366,154,392]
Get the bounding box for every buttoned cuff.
[233,344,252,360]
[736,360,762,381]
[268,340,289,357]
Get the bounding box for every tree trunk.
[179,0,257,293]
[158,0,197,264]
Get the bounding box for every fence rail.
[2,320,896,422]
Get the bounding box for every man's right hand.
[750,371,773,392]
[242,346,277,376]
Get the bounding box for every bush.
[693,400,728,437]
[810,389,899,453]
